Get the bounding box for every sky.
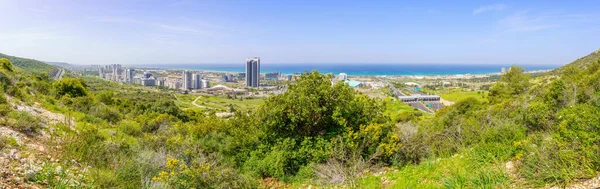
[0,0,599,65]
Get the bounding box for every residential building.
[221,74,234,82]
[125,69,135,83]
[182,70,192,90]
[265,72,280,81]
[193,74,202,89]
[202,79,210,88]
[98,67,104,78]
[245,57,260,87]
[140,72,156,86]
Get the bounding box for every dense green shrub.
[0,103,11,117]
[53,78,88,97]
[524,101,553,130]
[96,91,114,105]
[118,120,143,136]
[0,58,14,72]
[91,104,121,124]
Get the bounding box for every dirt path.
[440,98,455,106]
[191,95,206,108]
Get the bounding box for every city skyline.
[0,1,599,65]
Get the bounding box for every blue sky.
[0,0,599,65]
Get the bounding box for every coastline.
[131,64,557,78]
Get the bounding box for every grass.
[357,143,516,188]
[174,93,265,112]
[423,88,487,103]
[0,135,19,149]
[383,98,423,120]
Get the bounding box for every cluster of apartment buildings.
[97,57,300,91]
[98,64,138,83]
[97,64,210,90]
[179,70,210,90]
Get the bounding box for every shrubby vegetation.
[0,53,56,74]
[2,51,600,188]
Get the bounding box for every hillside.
[550,48,600,74]
[1,51,600,188]
[0,53,56,75]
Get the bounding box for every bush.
[0,135,19,149]
[0,58,14,72]
[0,103,11,117]
[8,111,43,135]
[91,104,121,124]
[154,155,257,188]
[118,120,142,136]
[524,101,553,130]
[520,135,599,187]
[53,78,88,98]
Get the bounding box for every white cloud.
[473,4,506,15]
[497,12,591,33]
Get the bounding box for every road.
[390,86,406,96]
[51,68,64,80]
[407,102,434,114]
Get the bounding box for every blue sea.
[140,63,560,76]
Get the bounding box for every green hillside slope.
[0,53,55,74]
[551,48,600,74]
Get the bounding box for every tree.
[501,65,530,95]
[488,65,530,102]
[53,78,89,97]
[259,71,383,141]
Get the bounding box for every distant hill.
[551,48,600,74]
[45,61,71,68]
[45,61,88,70]
[0,53,56,75]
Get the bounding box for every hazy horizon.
[1,0,599,65]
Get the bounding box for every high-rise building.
[501,67,506,74]
[125,69,135,83]
[99,67,104,78]
[140,72,156,86]
[192,74,202,89]
[221,74,234,82]
[202,79,210,88]
[182,70,192,90]
[245,57,260,87]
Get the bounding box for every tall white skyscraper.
[192,74,202,89]
[182,70,192,90]
[125,69,135,83]
[246,57,260,87]
[99,67,104,78]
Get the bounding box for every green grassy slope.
[0,53,56,74]
[550,48,600,74]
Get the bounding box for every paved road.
[390,86,406,96]
[51,68,64,80]
[407,102,434,114]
